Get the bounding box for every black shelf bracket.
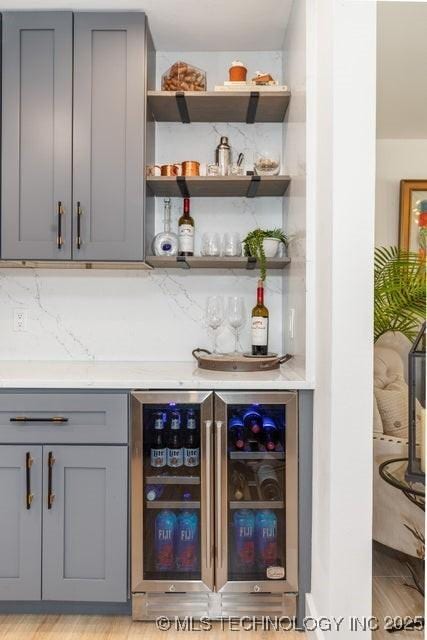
[246,91,260,124]
[246,175,261,198]
[177,256,190,269]
[246,256,257,270]
[175,91,190,123]
[176,176,190,198]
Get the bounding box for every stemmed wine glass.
[206,296,224,354]
[227,296,245,353]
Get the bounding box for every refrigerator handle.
[215,420,224,570]
[204,420,213,570]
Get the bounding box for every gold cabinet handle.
[47,452,55,509]
[76,202,82,249]
[57,201,64,250]
[26,452,34,509]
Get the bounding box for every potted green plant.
[242,228,289,281]
[374,246,426,342]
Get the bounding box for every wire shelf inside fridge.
[229,500,285,510]
[229,451,285,460]
[146,500,201,510]
[145,475,200,485]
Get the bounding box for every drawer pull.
[26,452,34,510]
[10,416,69,423]
[76,201,82,249]
[47,451,55,509]
[57,201,64,250]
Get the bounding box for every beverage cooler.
[131,391,298,620]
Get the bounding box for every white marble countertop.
[0,360,313,390]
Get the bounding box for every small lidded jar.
[229,60,247,82]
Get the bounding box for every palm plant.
[374,246,426,343]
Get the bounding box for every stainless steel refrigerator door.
[214,391,298,594]
[131,391,214,593]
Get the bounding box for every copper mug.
[159,163,181,176]
[181,160,200,176]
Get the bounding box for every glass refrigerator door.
[214,392,298,594]
[131,391,214,593]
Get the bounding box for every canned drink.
[155,510,176,571]
[233,509,255,569]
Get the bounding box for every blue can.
[255,510,277,569]
[176,509,199,572]
[155,510,176,571]
[233,509,255,569]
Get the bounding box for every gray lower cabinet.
[0,443,127,602]
[72,12,145,261]
[42,446,128,602]
[1,12,73,260]
[0,446,42,600]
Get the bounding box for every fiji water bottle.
[255,510,277,569]
[176,504,199,572]
[233,509,255,570]
[155,510,176,571]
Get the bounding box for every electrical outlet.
[288,308,295,339]
[13,309,28,332]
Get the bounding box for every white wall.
[375,139,427,246]
[307,0,376,635]
[0,51,286,362]
[282,0,309,378]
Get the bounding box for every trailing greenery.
[243,228,289,281]
[374,246,426,342]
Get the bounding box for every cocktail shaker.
[215,136,232,176]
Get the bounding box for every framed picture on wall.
[399,179,427,255]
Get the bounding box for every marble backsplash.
[0,269,283,360]
[0,50,286,362]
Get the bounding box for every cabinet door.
[1,12,72,259]
[42,446,128,602]
[73,13,145,261]
[0,445,42,600]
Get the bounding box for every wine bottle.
[178,197,194,256]
[230,462,251,500]
[229,416,246,451]
[243,407,263,435]
[262,417,280,451]
[256,463,281,501]
[251,279,269,356]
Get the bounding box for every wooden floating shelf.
[146,175,290,198]
[146,256,290,270]
[147,90,291,123]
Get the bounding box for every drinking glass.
[227,296,245,353]
[223,232,241,257]
[201,232,221,256]
[206,296,224,354]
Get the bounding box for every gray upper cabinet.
[72,13,145,261]
[42,445,128,602]
[0,445,42,600]
[1,12,73,260]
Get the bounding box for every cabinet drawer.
[0,393,127,444]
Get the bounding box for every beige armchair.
[373,332,424,557]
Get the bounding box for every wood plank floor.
[0,616,304,640]
[373,545,424,640]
